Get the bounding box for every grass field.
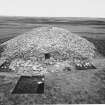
[0,17,105,104]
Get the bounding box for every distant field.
[0,17,105,39]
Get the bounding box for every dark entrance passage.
[45,53,51,59]
[12,75,44,94]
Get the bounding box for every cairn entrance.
[45,53,51,59]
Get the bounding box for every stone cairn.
[0,26,96,76]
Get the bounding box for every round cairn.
[1,26,95,59]
[0,26,96,75]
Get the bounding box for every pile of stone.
[9,58,48,75]
[74,59,96,70]
[0,26,96,75]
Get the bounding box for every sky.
[0,0,105,18]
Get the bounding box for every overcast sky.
[0,0,105,18]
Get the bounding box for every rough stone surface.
[0,26,96,75]
[1,27,95,59]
